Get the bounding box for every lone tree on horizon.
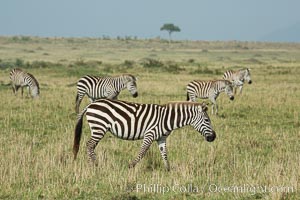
[160,23,181,42]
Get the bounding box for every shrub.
[188,58,195,63]
[15,58,25,67]
[122,60,135,68]
[141,58,164,68]
[164,62,184,74]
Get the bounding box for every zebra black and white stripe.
[73,99,216,171]
[223,68,252,94]
[75,74,138,113]
[9,68,40,98]
[186,80,234,115]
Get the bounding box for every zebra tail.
[75,93,79,106]
[186,92,190,101]
[73,107,88,160]
[75,93,80,113]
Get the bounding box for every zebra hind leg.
[129,133,154,169]
[157,136,170,171]
[86,131,106,166]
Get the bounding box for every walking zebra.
[186,80,234,115]
[223,68,252,94]
[75,74,138,113]
[73,99,216,171]
[9,68,40,98]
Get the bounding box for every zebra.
[75,74,138,113]
[186,80,234,115]
[73,99,216,171]
[9,68,40,98]
[222,68,252,94]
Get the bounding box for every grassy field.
[0,36,299,199]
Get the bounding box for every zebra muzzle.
[230,96,234,101]
[248,80,252,84]
[205,131,216,142]
[132,92,138,98]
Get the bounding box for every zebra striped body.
[75,74,138,113]
[73,99,216,170]
[223,68,252,94]
[186,80,234,115]
[9,68,39,98]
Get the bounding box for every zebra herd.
[9,67,252,170]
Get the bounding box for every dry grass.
[0,37,299,199]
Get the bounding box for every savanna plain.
[0,36,299,199]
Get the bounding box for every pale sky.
[1,0,299,42]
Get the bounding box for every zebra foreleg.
[129,134,154,168]
[157,136,170,171]
[239,85,243,95]
[11,84,17,95]
[233,86,237,95]
[26,86,30,98]
[210,98,218,115]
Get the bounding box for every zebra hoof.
[128,162,136,169]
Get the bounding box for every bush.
[15,58,25,67]
[188,58,195,63]
[164,63,184,74]
[122,60,135,68]
[141,58,164,68]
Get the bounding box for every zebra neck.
[113,77,126,91]
[214,84,225,95]
[164,104,193,131]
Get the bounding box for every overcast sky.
[1,0,299,42]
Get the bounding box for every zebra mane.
[122,74,137,81]
[166,101,206,106]
[14,68,24,72]
[194,79,228,82]
[109,74,136,82]
[165,101,208,112]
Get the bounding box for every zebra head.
[191,103,216,142]
[30,86,40,98]
[27,73,40,98]
[224,81,234,101]
[125,75,138,98]
[244,68,252,84]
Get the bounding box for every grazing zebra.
[73,99,216,171]
[186,80,234,115]
[75,74,138,113]
[223,68,252,94]
[9,68,40,98]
